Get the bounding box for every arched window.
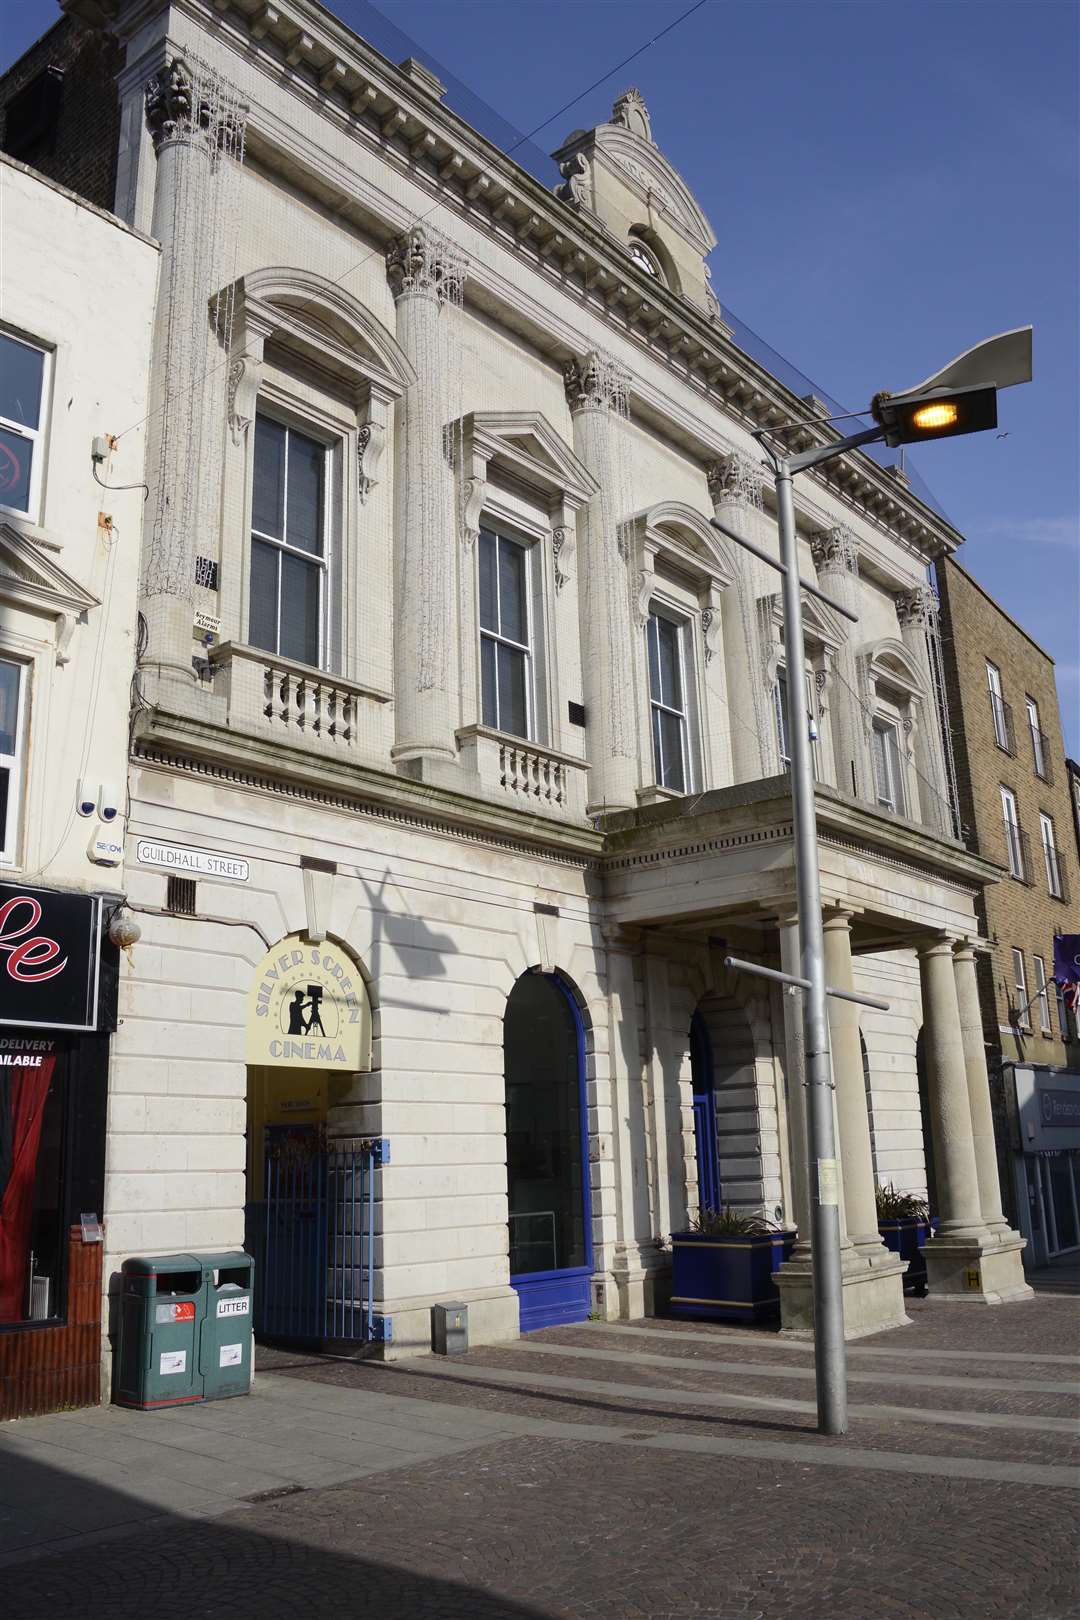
[504,971,591,1329]
[629,239,663,280]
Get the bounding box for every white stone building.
[44,0,1032,1370]
[0,151,157,1415]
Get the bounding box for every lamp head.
[870,326,1031,448]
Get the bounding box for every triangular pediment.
[0,523,100,663]
[463,412,598,507]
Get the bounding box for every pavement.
[0,1290,1077,1619]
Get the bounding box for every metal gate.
[246,1138,389,1344]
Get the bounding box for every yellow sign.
[246,936,371,1070]
[964,1266,981,1291]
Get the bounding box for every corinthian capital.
[705,451,766,510]
[563,350,629,415]
[895,583,940,630]
[386,225,466,304]
[145,59,204,150]
[810,525,858,573]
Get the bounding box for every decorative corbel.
[357,421,385,505]
[634,544,658,629]
[226,335,264,446]
[55,610,79,666]
[552,525,572,592]
[461,475,487,550]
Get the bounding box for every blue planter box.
[669,1230,796,1324]
[879,1217,932,1295]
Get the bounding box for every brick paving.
[1,1297,1077,1619]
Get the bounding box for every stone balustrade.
[209,642,389,757]
[456,725,589,820]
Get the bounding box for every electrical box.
[431,1300,469,1356]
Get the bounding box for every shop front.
[0,881,116,1419]
[1011,1064,1080,1268]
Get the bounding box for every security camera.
[76,780,96,817]
[99,784,120,823]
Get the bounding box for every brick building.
[935,556,1080,1262]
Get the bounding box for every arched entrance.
[690,1011,721,1213]
[504,971,591,1332]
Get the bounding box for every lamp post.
[713,327,1032,1435]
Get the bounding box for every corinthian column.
[896,585,953,836]
[810,528,872,802]
[707,455,778,782]
[565,352,638,812]
[918,936,986,1239]
[953,943,1009,1233]
[387,226,465,767]
[140,60,222,693]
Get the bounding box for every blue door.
[505,972,592,1332]
[690,1012,721,1213]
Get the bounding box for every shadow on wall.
[359,869,458,1014]
[0,1442,555,1620]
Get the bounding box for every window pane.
[776,672,789,761]
[659,709,686,791]
[872,724,891,805]
[498,538,527,644]
[651,705,663,782]
[647,617,661,702]
[885,725,904,812]
[497,643,528,738]
[286,429,324,556]
[0,425,33,513]
[656,616,680,708]
[478,531,498,632]
[252,417,286,539]
[248,539,279,654]
[0,663,20,756]
[0,334,44,430]
[0,768,8,854]
[280,551,321,665]
[480,634,498,727]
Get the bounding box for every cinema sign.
[246,935,371,1071]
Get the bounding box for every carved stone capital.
[145,59,211,150]
[386,224,466,304]
[563,350,629,415]
[810,525,858,573]
[895,582,939,630]
[706,451,766,510]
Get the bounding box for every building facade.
[3,0,1035,1389]
[0,152,158,1415]
[935,555,1080,1268]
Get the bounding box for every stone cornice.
[68,0,964,560]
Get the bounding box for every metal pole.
[774,459,848,1435]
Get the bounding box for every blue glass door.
[505,972,592,1331]
[690,1012,721,1213]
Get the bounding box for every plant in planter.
[669,1205,796,1325]
[875,1183,933,1297]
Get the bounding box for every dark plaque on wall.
[0,883,102,1031]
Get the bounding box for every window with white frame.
[1033,954,1053,1035]
[647,610,691,792]
[987,660,1010,751]
[1040,812,1064,898]
[1026,697,1048,780]
[1001,785,1024,879]
[774,667,819,779]
[0,659,27,865]
[1012,948,1030,1028]
[249,414,332,668]
[479,526,532,740]
[0,331,49,520]
[871,715,906,814]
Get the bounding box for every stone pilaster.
[387,225,465,769]
[810,528,872,802]
[918,936,1032,1303]
[707,453,778,783]
[896,585,953,837]
[602,926,663,1318]
[565,352,638,813]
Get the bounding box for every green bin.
[198,1252,255,1401]
[115,1254,205,1410]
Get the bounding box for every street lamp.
[711,327,1032,1436]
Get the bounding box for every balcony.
[1044,841,1069,903]
[208,643,390,760]
[1029,723,1054,784]
[456,725,589,820]
[990,692,1015,755]
[1003,821,1034,886]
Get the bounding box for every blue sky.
[6,1,1078,748]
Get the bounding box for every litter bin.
[115,1254,205,1409]
[199,1252,255,1401]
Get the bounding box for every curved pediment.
[591,125,716,256]
[628,501,733,589]
[861,636,928,698]
[233,267,417,395]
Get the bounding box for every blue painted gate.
[690,1012,721,1213]
[246,1137,389,1344]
